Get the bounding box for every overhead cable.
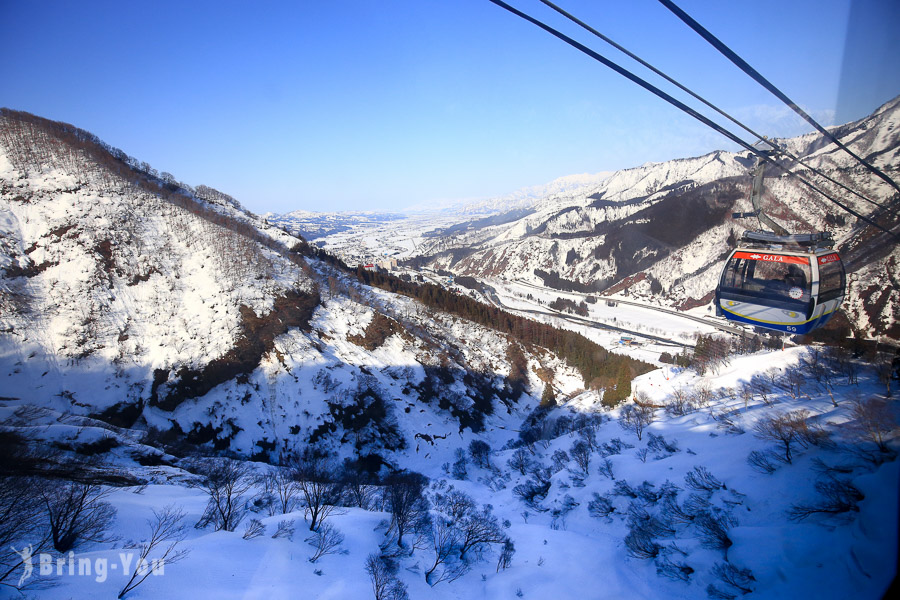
[657,0,900,197]
[484,0,899,239]
[538,0,887,210]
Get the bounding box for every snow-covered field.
[3,346,896,599]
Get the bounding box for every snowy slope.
[0,109,589,467]
[1,346,895,599]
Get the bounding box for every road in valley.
[506,278,747,337]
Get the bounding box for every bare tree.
[753,411,805,464]
[289,454,340,532]
[570,440,592,476]
[847,396,895,453]
[424,515,467,585]
[42,481,117,552]
[456,504,505,561]
[597,457,615,479]
[269,467,300,515]
[118,505,189,599]
[496,538,515,572]
[0,475,50,589]
[468,440,492,469]
[619,402,656,441]
[665,387,692,416]
[550,449,570,473]
[507,449,532,475]
[341,467,378,510]
[577,426,599,452]
[192,459,253,532]
[384,472,429,549]
[365,553,409,600]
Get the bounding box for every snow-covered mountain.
[401,171,615,216]
[395,97,900,337]
[0,108,603,466]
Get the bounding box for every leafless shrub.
[612,480,637,499]
[684,466,724,492]
[694,511,737,558]
[588,493,615,519]
[306,522,345,563]
[655,556,694,582]
[634,480,670,505]
[659,481,682,502]
[624,527,661,559]
[711,561,755,595]
[272,519,295,540]
[706,583,737,599]
[750,376,773,406]
[661,496,695,526]
[599,437,634,457]
[627,502,675,538]
[647,432,680,455]
[692,382,715,409]
[242,518,266,540]
[809,457,854,477]
[739,382,754,409]
[682,493,711,516]
[788,477,864,520]
[118,505,189,599]
[747,450,778,474]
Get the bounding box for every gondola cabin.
[715,233,845,334]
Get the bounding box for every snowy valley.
[0,104,898,600]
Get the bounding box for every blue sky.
[2,0,898,213]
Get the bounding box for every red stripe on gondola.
[733,252,810,265]
[817,253,841,265]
